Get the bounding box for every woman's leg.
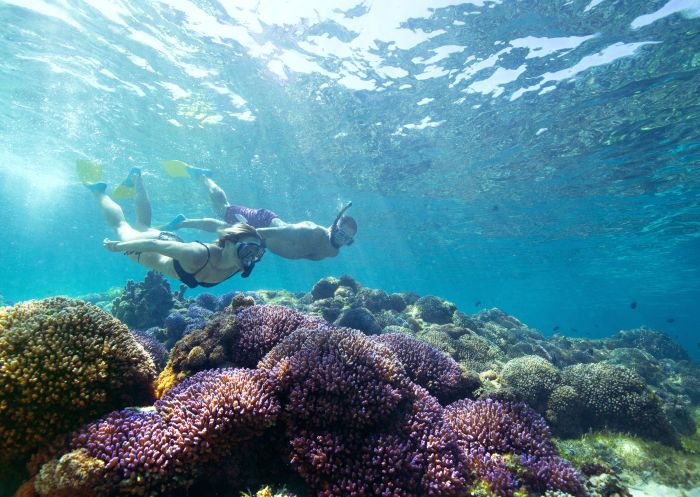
[92,188,149,242]
[131,169,152,230]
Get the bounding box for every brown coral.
[0,298,156,466]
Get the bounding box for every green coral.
[501,355,560,411]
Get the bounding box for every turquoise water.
[1,0,699,355]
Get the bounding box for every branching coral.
[260,326,468,497]
[0,298,155,466]
[35,368,280,497]
[373,333,479,404]
[445,398,585,497]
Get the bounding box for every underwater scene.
[1,0,700,496]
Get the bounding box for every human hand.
[103,239,122,252]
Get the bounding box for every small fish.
[666,317,675,323]
[571,328,578,333]
[594,323,599,328]
[630,301,637,309]
[474,300,481,307]
[552,326,560,331]
[697,342,700,348]
[584,331,591,336]
[491,204,499,211]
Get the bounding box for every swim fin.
[162,160,211,178]
[112,182,135,199]
[76,159,103,184]
[111,167,140,199]
[163,160,193,178]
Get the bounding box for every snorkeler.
[84,166,265,288]
[160,160,357,261]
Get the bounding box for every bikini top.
[173,241,237,288]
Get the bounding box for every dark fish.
[491,204,499,211]
[697,342,700,348]
[584,331,591,336]
[666,317,675,323]
[594,323,599,328]
[474,300,481,307]
[571,328,578,334]
[552,326,560,331]
[630,301,637,309]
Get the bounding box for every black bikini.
[173,241,237,288]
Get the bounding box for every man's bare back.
[257,221,338,260]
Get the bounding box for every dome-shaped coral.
[0,298,156,466]
[560,363,678,445]
[501,355,561,411]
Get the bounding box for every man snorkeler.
[160,161,357,261]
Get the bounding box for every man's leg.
[198,174,229,218]
[160,214,230,232]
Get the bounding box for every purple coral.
[132,329,168,370]
[373,333,478,404]
[232,304,329,367]
[194,292,219,311]
[287,384,468,497]
[261,326,468,496]
[444,398,585,496]
[260,326,409,429]
[54,369,280,496]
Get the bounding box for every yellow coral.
[0,298,156,466]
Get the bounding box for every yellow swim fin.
[162,159,192,178]
[76,159,103,184]
[112,183,135,199]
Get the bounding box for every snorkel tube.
[330,201,353,249]
[332,201,353,230]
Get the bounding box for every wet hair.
[337,215,357,233]
[216,223,262,248]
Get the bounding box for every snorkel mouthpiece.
[241,260,255,278]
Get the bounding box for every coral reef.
[0,298,155,467]
[607,327,689,361]
[24,301,587,497]
[8,276,700,497]
[259,325,469,497]
[111,271,175,330]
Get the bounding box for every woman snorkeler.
[87,167,265,288]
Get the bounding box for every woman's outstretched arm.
[103,238,207,267]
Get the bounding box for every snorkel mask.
[237,241,265,278]
[330,201,354,249]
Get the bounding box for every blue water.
[1,0,699,355]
